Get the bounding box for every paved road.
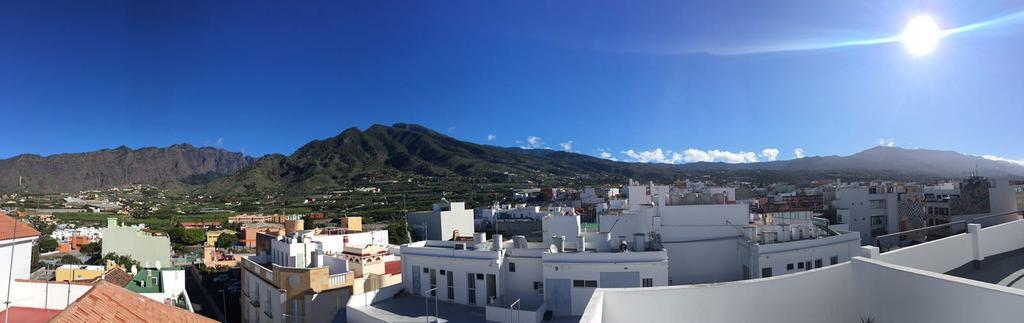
[186,266,225,322]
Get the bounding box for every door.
[411,266,421,295]
[544,279,571,316]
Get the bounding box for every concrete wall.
[102,222,171,268]
[593,263,858,323]
[1,236,39,298]
[852,257,1024,323]
[485,302,547,323]
[877,233,972,273]
[8,280,93,310]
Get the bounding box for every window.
[509,262,516,272]
[476,273,483,280]
[642,278,653,287]
[815,259,823,268]
[830,256,839,265]
[804,261,812,270]
[440,269,446,275]
[423,267,429,273]
[761,267,773,278]
[797,262,804,269]
[870,199,887,209]
[786,263,794,270]
[533,281,544,293]
[573,280,597,288]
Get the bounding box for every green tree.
[215,232,238,248]
[387,217,410,245]
[79,242,101,254]
[180,228,206,245]
[102,253,140,269]
[38,237,58,253]
[60,254,82,265]
[31,245,42,271]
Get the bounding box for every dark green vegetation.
[215,232,238,248]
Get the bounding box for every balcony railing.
[329,273,349,287]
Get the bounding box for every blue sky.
[3,1,1023,165]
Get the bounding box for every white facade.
[398,214,669,320]
[832,185,901,244]
[0,235,37,301]
[600,203,748,284]
[407,201,474,241]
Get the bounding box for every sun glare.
[902,15,942,56]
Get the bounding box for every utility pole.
[4,217,17,323]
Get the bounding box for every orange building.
[57,236,93,253]
[240,223,283,247]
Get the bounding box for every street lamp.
[219,289,227,323]
[423,287,438,323]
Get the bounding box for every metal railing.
[873,210,1023,252]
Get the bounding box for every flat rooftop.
[946,247,1024,287]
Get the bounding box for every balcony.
[328,272,354,288]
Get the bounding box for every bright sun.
[902,15,942,56]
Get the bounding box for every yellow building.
[205,229,236,247]
[55,264,107,282]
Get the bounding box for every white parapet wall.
[583,218,1024,323]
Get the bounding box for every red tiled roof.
[0,307,61,323]
[49,281,216,323]
[385,260,402,275]
[0,213,40,241]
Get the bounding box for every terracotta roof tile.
[49,281,216,323]
[0,213,40,240]
[103,267,135,286]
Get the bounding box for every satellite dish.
[548,244,558,253]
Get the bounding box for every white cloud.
[683,149,758,163]
[982,155,1024,167]
[522,136,546,149]
[878,138,895,147]
[215,138,224,146]
[760,148,780,161]
[599,151,616,160]
[622,148,684,164]
[559,141,574,151]
[487,134,496,141]
[794,148,805,158]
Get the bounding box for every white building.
[602,185,859,285]
[387,213,668,321]
[832,184,903,244]
[1,214,40,302]
[50,226,103,242]
[407,200,474,241]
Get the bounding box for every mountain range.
[2,123,1022,194]
[0,144,252,193]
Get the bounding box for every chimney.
[492,234,504,251]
